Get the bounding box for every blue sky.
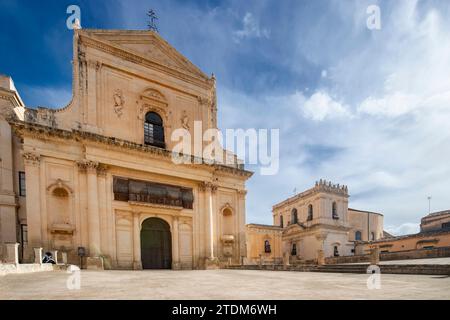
[2,0,450,235]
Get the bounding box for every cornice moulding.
[10,120,253,178]
[78,33,213,91]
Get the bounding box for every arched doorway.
[140,218,172,269]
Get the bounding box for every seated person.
[42,252,56,264]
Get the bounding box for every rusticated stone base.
[86,257,104,270]
[204,257,220,270]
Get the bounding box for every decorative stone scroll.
[76,160,101,173]
[197,96,211,106]
[199,181,218,193]
[22,151,40,166]
[97,164,108,177]
[87,59,101,71]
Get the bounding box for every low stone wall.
[226,264,450,275]
[379,264,450,275]
[0,263,57,276]
[325,255,370,264]
[380,246,450,260]
[325,246,450,264]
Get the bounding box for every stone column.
[317,250,325,266]
[34,247,43,264]
[132,211,142,270]
[237,190,247,262]
[86,161,101,257]
[172,216,180,270]
[208,187,214,259]
[5,243,19,264]
[315,232,328,265]
[51,250,59,264]
[61,252,68,265]
[283,252,290,267]
[97,165,108,255]
[22,152,42,261]
[370,246,380,265]
[202,182,219,269]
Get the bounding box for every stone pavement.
[1,269,449,300]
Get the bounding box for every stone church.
[246,180,384,264]
[0,29,252,269]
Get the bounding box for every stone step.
[226,263,450,275]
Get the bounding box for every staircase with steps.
[225,263,450,275]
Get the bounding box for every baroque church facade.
[0,29,252,269]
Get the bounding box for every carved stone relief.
[180,110,189,129]
[113,89,125,117]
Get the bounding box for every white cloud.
[301,91,351,121]
[233,12,270,42]
[358,92,420,117]
[385,223,420,236]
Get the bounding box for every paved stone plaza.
[1,269,449,300]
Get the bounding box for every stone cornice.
[10,120,253,178]
[246,223,283,232]
[78,33,213,91]
[273,180,349,210]
[128,201,185,211]
[0,87,24,108]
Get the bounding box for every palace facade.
[245,180,384,264]
[0,29,252,269]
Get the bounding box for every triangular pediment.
[82,30,208,80]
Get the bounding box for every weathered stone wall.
[324,246,450,264]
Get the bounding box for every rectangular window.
[19,171,26,196]
[21,224,28,246]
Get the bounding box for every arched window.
[291,243,297,256]
[307,204,313,221]
[291,208,298,224]
[333,246,339,257]
[280,215,284,228]
[371,232,375,241]
[264,240,271,253]
[355,231,362,241]
[332,202,338,219]
[144,112,165,148]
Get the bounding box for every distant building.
[245,180,385,264]
[420,210,450,232]
[360,210,450,254]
